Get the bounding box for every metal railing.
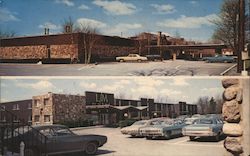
[0,106,48,156]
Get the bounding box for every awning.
[136,106,148,110]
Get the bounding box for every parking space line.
[173,138,190,144]
[77,66,86,71]
[175,65,181,70]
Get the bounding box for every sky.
[0,0,223,42]
[0,77,224,104]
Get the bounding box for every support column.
[173,52,177,61]
[242,78,250,156]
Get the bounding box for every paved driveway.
[72,127,224,156]
[0,60,235,76]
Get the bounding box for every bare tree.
[62,16,74,34]
[196,96,210,114]
[0,28,15,39]
[75,24,101,64]
[212,0,239,55]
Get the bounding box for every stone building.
[32,92,86,125]
[0,33,139,63]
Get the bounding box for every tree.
[212,0,239,55]
[0,28,15,39]
[75,24,101,64]
[62,16,74,34]
[196,96,210,114]
[209,97,216,113]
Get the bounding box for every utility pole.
[237,0,245,72]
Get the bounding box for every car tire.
[119,59,124,62]
[137,59,142,63]
[24,148,38,156]
[189,136,195,141]
[146,136,152,140]
[214,133,220,141]
[164,131,171,139]
[85,142,98,155]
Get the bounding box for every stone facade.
[222,78,247,156]
[32,92,86,125]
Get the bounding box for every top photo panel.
[0,0,249,76]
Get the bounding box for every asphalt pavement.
[0,60,236,76]
[72,127,225,156]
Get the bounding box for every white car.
[116,54,148,62]
[121,120,149,137]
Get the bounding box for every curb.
[220,64,237,76]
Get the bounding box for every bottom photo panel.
[0,77,249,156]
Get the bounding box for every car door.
[51,127,83,154]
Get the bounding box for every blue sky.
[0,77,224,104]
[0,0,223,42]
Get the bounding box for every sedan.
[182,117,224,141]
[120,120,149,137]
[204,55,236,63]
[3,124,107,155]
[116,54,148,62]
[140,119,186,140]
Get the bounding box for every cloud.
[189,1,198,5]
[16,80,56,91]
[78,4,90,10]
[157,14,218,29]
[0,8,19,22]
[150,4,176,14]
[170,78,190,86]
[201,87,222,93]
[38,22,61,31]
[76,18,107,29]
[55,0,74,6]
[160,89,182,96]
[93,0,137,15]
[104,23,142,36]
[80,82,97,90]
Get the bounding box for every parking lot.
[72,127,224,156]
[0,60,236,76]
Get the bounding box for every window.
[54,127,73,136]
[13,116,19,122]
[40,128,55,138]
[34,99,40,107]
[44,98,49,106]
[27,103,32,109]
[44,115,50,122]
[34,115,40,122]
[1,115,6,122]
[0,105,5,111]
[28,115,32,123]
[12,104,19,110]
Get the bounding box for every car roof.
[32,124,67,130]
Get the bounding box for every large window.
[44,98,49,106]
[27,103,32,109]
[34,99,40,107]
[44,115,50,122]
[12,104,19,110]
[34,115,40,122]
[0,105,5,111]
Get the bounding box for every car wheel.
[146,136,152,140]
[214,133,220,141]
[164,131,171,139]
[137,59,142,63]
[85,142,98,155]
[24,148,37,156]
[189,136,195,141]
[119,59,124,62]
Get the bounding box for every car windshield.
[133,121,146,125]
[195,119,214,124]
[53,127,74,136]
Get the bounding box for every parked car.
[203,55,236,63]
[116,54,148,62]
[140,119,186,140]
[3,124,107,155]
[120,120,149,137]
[184,114,205,125]
[145,55,163,61]
[182,117,224,141]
